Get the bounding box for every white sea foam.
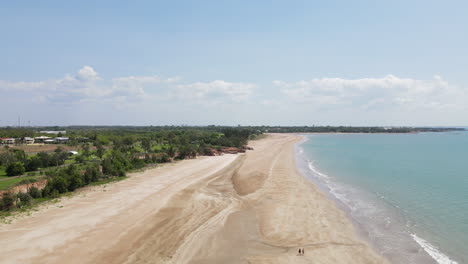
[305,160,359,210]
[411,234,458,264]
[307,160,330,179]
[296,138,463,264]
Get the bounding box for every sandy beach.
[0,134,388,264]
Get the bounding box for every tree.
[167,146,176,158]
[25,156,41,171]
[75,154,85,164]
[141,138,152,153]
[11,149,27,163]
[50,151,68,166]
[6,162,25,176]
[84,165,101,183]
[54,146,64,153]
[123,136,134,147]
[101,150,130,177]
[37,152,50,167]
[96,144,105,159]
[51,176,68,193]
[82,143,91,158]
[68,174,83,191]
[0,151,15,166]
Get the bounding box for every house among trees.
[0,137,16,145]
[35,136,52,143]
[54,137,70,143]
[23,137,35,144]
[39,130,67,135]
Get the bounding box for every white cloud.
[77,65,100,81]
[174,80,255,103]
[0,66,253,108]
[2,67,467,126]
[0,66,181,105]
[110,75,174,98]
[275,75,467,110]
[0,80,45,91]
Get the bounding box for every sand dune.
[0,134,388,264]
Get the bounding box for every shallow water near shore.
[296,132,468,264]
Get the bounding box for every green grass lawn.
[152,144,167,152]
[0,176,41,191]
[0,166,7,178]
[64,159,75,165]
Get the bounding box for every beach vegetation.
[0,126,261,212]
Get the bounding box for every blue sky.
[1,0,467,126]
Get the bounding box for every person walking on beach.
[298,248,304,256]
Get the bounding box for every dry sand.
[0,134,389,264]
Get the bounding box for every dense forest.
[0,125,464,139]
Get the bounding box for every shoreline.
[0,133,388,263]
[295,134,459,264]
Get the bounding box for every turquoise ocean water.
[296,131,468,264]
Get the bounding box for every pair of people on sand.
[298,248,305,256]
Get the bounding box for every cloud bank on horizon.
[0,66,466,126]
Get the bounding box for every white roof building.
[24,137,35,144]
[0,138,15,144]
[55,137,70,143]
[39,131,66,135]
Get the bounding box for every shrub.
[102,151,130,177]
[131,157,146,169]
[2,192,16,209]
[50,189,60,198]
[51,176,68,193]
[84,165,101,184]
[75,154,85,163]
[17,192,32,207]
[67,174,83,191]
[6,162,26,176]
[158,154,170,163]
[28,186,42,198]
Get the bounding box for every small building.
[69,151,79,155]
[35,136,52,143]
[55,137,69,143]
[0,138,16,145]
[23,137,35,144]
[44,139,55,144]
[39,131,66,135]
